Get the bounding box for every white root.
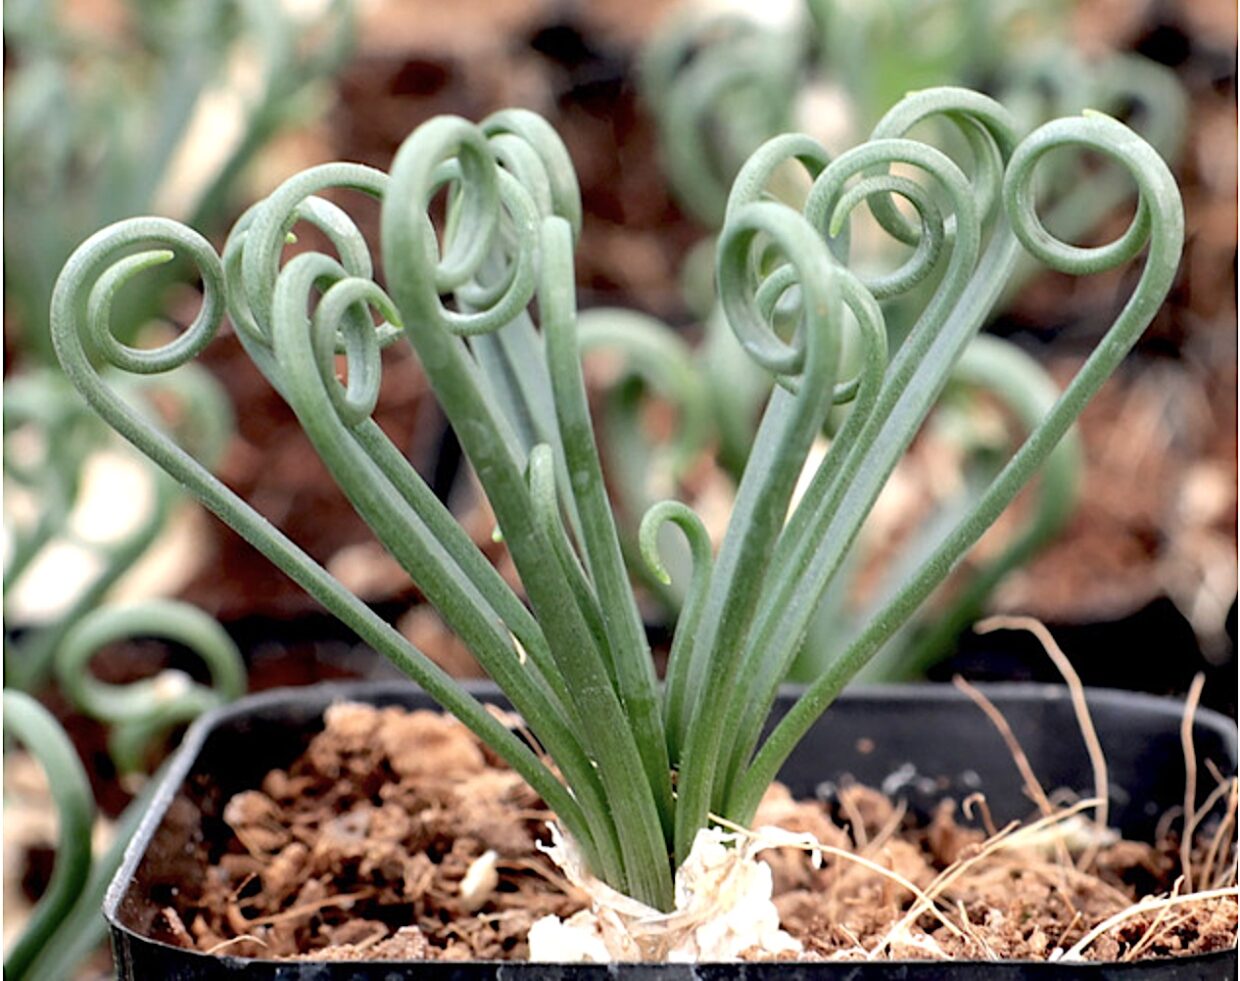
[527,823,809,962]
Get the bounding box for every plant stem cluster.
[52,88,1182,910]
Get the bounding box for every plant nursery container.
[105,681,1238,979]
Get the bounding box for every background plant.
[3,364,234,691]
[642,0,1183,231]
[3,600,244,981]
[641,1,1185,463]
[828,333,1084,683]
[51,88,1182,910]
[3,0,355,365]
[4,0,352,695]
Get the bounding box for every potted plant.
[47,87,1234,970]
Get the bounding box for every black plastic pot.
[106,681,1237,979]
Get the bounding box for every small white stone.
[458,849,499,912]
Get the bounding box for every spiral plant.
[52,87,1182,912]
[636,6,1184,671]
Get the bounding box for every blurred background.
[2,0,1236,976]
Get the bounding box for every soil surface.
[161,703,1237,963]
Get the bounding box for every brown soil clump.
[176,702,581,961]
[164,703,1237,964]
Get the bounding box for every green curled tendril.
[726,100,1183,822]
[54,599,245,773]
[50,87,1182,911]
[574,308,712,613]
[51,213,613,891]
[639,501,714,764]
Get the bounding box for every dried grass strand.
[1201,780,1239,891]
[952,675,1073,874]
[1057,886,1238,962]
[864,798,908,855]
[244,889,377,928]
[951,676,1056,820]
[1155,804,1183,845]
[956,899,998,959]
[961,792,998,838]
[976,615,1109,870]
[838,787,870,851]
[204,934,269,955]
[868,798,1103,959]
[1179,673,1206,891]
[1122,875,1183,962]
[1052,909,1083,953]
